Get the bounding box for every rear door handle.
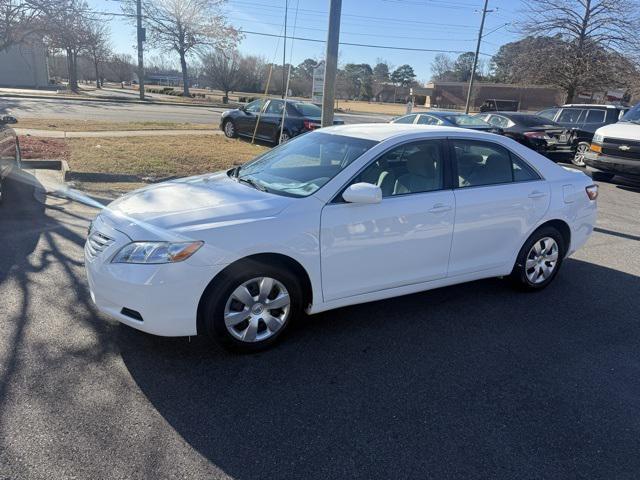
[428,203,452,214]
[528,191,547,199]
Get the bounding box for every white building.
[0,38,49,88]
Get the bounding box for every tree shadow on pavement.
[119,256,640,480]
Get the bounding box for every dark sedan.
[220,98,344,145]
[392,111,501,133]
[475,112,571,156]
[0,114,19,204]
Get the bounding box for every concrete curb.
[16,128,223,138]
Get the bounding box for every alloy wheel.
[279,132,290,143]
[224,120,235,137]
[572,143,589,167]
[525,237,559,284]
[223,277,291,343]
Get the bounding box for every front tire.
[201,261,303,352]
[223,119,237,138]
[510,226,565,291]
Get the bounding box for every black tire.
[571,141,590,167]
[223,119,237,138]
[589,170,615,182]
[201,260,303,353]
[275,130,292,145]
[509,226,566,291]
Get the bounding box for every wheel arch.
[196,252,314,335]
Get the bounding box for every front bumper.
[584,152,640,177]
[84,217,225,337]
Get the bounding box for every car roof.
[425,111,464,117]
[562,104,625,109]
[319,123,487,141]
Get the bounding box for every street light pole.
[282,0,288,99]
[136,0,145,100]
[464,0,490,114]
[321,0,341,127]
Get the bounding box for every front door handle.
[428,203,452,214]
[528,191,547,199]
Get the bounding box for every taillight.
[585,184,598,200]
[524,131,548,139]
[303,120,320,131]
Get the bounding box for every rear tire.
[201,261,303,353]
[510,226,565,291]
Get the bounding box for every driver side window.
[353,141,444,198]
[245,99,264,113]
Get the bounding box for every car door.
[236,99,264,136]
[448,138,550,276]
[320,139,455,301]
[258,99,285,141]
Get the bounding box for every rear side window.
[417,115,441,125]
[452,140,540,188]
[538,108,559,120]
[585,109,605,123]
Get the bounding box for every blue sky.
[89,0,523,82]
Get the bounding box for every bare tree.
[519,0,640,101]
[106,53,134,84]
[201,49,240,101]
[124,0,239,97]
[430,54,454,81]
[83,21,111,88]
[0,0,56,51]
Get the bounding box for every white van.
[584,104,640,181]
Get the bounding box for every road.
[1,170,639,479]
[1,95,392,126]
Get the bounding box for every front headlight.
[592,133,604,144]
[111,241,203,264]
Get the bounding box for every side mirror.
[342,182,382,204]
[238,105,246,112]
[1,115,17,125]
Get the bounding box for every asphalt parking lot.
[1,170,639,479]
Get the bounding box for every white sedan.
[85,124,598,352]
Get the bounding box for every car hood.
[101,172,293,240]
[595,122,640,141]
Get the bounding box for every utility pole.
[282,0,288,99]
[136,0,145,100]
[464,0,490,114]
[321,0,341,127]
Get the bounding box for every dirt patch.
[19,136,70,160]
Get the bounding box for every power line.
[240,30,492,55]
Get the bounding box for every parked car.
[584,102,640,181]
[479,99,520,112]
[537,104,629,166]
[85,124,597,352]
[0,114,20,204]
[220,98,344,144]
[392,111,502,133]
[476,112,571,157]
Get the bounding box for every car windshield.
[292,102,322,117]
[446,114,490,126]
[620,104,640,123]
[513,115,557,127]
[234,132,378,197]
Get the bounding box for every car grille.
[602,137,640,160]
[85,230,114,260]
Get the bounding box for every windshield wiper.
[237,176,267,192]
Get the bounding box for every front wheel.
[201,262,303,352]
[510,226,565,291]
[572,142,590,167]
[223,119,237,138]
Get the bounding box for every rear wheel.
[223,119,237,138]
[572,142,590,167]
[201,262,302,352]
[276,130,291,145]
[510,226,565,291]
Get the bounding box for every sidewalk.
[15,128,223,138]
